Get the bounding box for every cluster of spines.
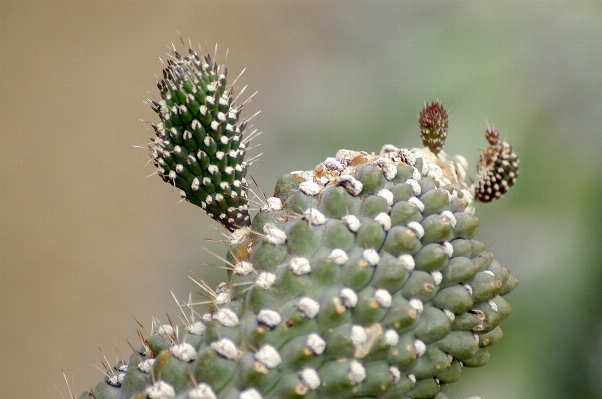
[148,46,254,231]
[474,125,520,202]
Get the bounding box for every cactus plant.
[77,43,519,399]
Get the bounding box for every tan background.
[2,1,602,398]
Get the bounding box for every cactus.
[77,44,519,399]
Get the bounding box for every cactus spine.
[78,44,519,399]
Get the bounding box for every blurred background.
[2,1,602,398]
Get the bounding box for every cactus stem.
[78,46,519,399]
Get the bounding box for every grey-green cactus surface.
[78,45,518,399]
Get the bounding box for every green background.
[1,1,601,398]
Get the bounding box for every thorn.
[136,330,148,355]
[125,339,143,362]
[249,175,267,203]
[165,313,179,344]
[231,84,248,105]
[200,245,235,268]
[246,152,263,165]
[150,316,161,335]
[230,68,247,89]
[92,362,108,378]
[171,291,191,326]
[55,369,76,399]
[243,110,262,125]
[228,280,256,295]
[134,318,150,337]
[240,90,258,107]
[189,272,217,299]
[97,347,116,378]
[199,260,233,272]
[245,188,265,205]
[243,129,262,144]
[183,292,203,319]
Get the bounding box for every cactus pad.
[78,46,520,399]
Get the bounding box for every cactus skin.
[79,46,519,399]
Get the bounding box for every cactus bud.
[419,101,449,155]
[148,46,254,231]
[474,125,520,202]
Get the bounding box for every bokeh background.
[2,1,602,398]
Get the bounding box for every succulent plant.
[76,44,519,399]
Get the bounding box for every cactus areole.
[79,44,519,399]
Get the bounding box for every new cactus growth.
[149,47,256,231]
[78,44,519,399]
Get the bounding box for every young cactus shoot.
[76,43,520,399]
[148,46,256,232]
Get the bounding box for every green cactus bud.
[149,45,256,231]
[78,46,520,399]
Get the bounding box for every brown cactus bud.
[419,101,449,155]
[475,125,519,202]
